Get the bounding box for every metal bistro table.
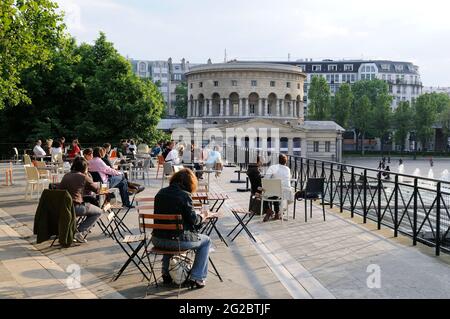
[192,192,229,247]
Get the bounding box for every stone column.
[262,99,267,116]
[292,100,296,118]
[220,99,224,116]
[244,99,248,116]
[187,101,192,118]
[258,99,262,116]
[239,99,243,116]
[194,100,198,117]
[288,138,294,155]
[225,99,230,116]
[301,138,308,158]
[203,99,208,117]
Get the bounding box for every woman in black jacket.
[152,169,211,288]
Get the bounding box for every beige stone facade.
[185,62,306,124]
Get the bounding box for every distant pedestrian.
[430,157,434,167]
[399,159,403,165]
[388,156,391,163]
[383,166,391,180]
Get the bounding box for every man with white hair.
[33,140,47,159]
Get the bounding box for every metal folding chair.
[109,211,152,281]
[293,177,326,222]
[228,208,257,242]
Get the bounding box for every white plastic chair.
[24,165,49,200]
[34,161,51,180]
[23,154,32,166]
[261,179,289,221]
[137,143,149,154]
[161,162,174,188]
[12,147,19,163]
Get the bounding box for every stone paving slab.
[0,165,292,299]
[2,164,450,299]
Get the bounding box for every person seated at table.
[101,143,114,168]
[165,143,182,164]
[59,157,103,243]
[246,157,272,214]
[263,154,294,221]
[60,137,66,153]
[246,157,263,196]
[150,142,162,157]
[68,139,81,158]
[85,147,134,208]
[128,139,137,155]
[190,143,204,179]
[204,146,221,169]
[51,140,63,156]
[162,140,174,159]
[44,139,53,156]
[152,169,211,288]
[33,140,47,159]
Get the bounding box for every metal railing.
[224,145,450,256]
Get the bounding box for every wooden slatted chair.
[139,212,191,287]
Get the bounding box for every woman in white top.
[205,146,222,168]
[264,154,294,220]
[165,145,183,165]
[51,140,63,155]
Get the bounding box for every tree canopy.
[0,31,165,145]
[0,0,65,108]
[174,82,188,118]
[307,75,331,120]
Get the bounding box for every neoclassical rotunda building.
[187,63,304,124]
[167,61,344,161]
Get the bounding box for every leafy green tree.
[307,76,331,120]
[352,95,371,154]
[432,92,450,114]
[174,82,188,118]
[413,93,438,150]
[332,83,353,128]
[393,101,413,151]
[351,79,392,153]
[0,33,165,146]
[0,0,65,108]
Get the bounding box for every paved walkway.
[1,162,450,298]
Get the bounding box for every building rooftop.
[186,61,305,76]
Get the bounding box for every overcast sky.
[56,0,450,86]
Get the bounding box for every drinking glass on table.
[201,204,210,217]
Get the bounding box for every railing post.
[340,164,344,213]
[306,159,310,179]
[314,160,317,177]
[363,169,367,224]
[377,171,381,230]
[350,167,355,218]
[329,163,334,208]
[300,158,304,191]
[436,182,441,256]
[321,162,325,178]
[413,178,418,246]
[394,174,399,237]
[289,155,292,172]
[294,157,298,181]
